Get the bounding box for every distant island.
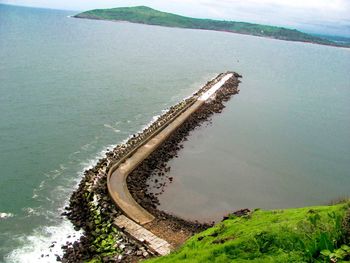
[74,6,349,48]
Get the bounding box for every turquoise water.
[0,4,349,262]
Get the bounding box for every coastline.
[73,16,350,49]
[60,72,242,262]
[2,5,350,261]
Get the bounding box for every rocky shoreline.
[60,72,241,262]
[127,75,242,244]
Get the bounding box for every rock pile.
[60,72,241,262]
[127,74,241,237]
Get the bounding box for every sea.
[0,4,349,262]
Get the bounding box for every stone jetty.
[60,72,241,262]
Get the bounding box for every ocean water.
[0,4,349,262]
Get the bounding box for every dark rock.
[232,208,251,217]
[60,72,240,262]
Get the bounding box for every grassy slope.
[146,202,350,262]
[74,6,347,47]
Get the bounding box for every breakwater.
[107,73,235,226]
[61,72,241,262]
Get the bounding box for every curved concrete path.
[107,73,233,225]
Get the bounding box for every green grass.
[145,201,350,262]
[74,6,348,47]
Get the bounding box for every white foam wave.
[8,146,111,261]
[22,207,42,217]
[103,123,121,133]
[4,85,208,262]
[32,165,65,201]
[5,220,82,263]
[81,143,93,151]
[0,212,14,219]
[6,140,119,262]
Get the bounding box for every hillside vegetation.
[146,202,350,262]
[74,6,347,47]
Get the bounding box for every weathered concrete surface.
[114,215,172,256]
[61,72,239,262]
[107,73,233,225]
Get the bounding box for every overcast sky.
[1,0,350,36]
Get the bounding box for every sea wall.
[61,72,241,262]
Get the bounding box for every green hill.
[74,6,347,47]
[146,202,350,262]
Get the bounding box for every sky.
[1,0,350,36]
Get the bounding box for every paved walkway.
[115,215,172,256]
[107,73,234,255]
[107,73,233,225]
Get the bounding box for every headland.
[74,6,350,48]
